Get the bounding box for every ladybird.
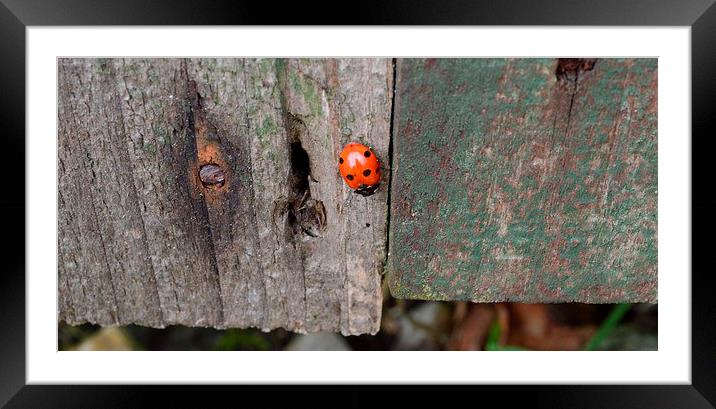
[338,142,381,196]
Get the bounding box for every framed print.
[3,0,714,407]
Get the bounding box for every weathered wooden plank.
[58,58,392,334]
[387,58,657,303]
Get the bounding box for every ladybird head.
[354,182,380,197]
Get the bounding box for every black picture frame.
[2,0,713,407]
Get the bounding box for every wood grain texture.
[58,58,392,334]
[387,58,657,303]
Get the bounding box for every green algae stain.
[256,116,279,138]
[152,124,171,146]
[143,140,156,154]
[303,82,323,117]
[289,69,323,117]
[254,116,279,169]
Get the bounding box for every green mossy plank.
[387,58,657,303]
[58,58,392,334]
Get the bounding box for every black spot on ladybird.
[364,150,371,158]
[363,169,371,177]
[339,157,344,164]
[346,174,354,181]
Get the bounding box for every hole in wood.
[285,140,326,238]
[199,163,225,188]
[289,141,310,196]
[556,58,597,82]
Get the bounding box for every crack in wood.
[384,58,398,275]
[557,58,598,134]
[184,67,227,326]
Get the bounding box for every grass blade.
[584,303,632,350]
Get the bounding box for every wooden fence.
[58,58,657,335]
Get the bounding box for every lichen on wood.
[387,58,657,303]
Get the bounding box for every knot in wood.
[199,164,225,188]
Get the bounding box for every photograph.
[3,4,708,403]
[57,57,658,352]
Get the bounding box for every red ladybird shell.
[338,142,381,196]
